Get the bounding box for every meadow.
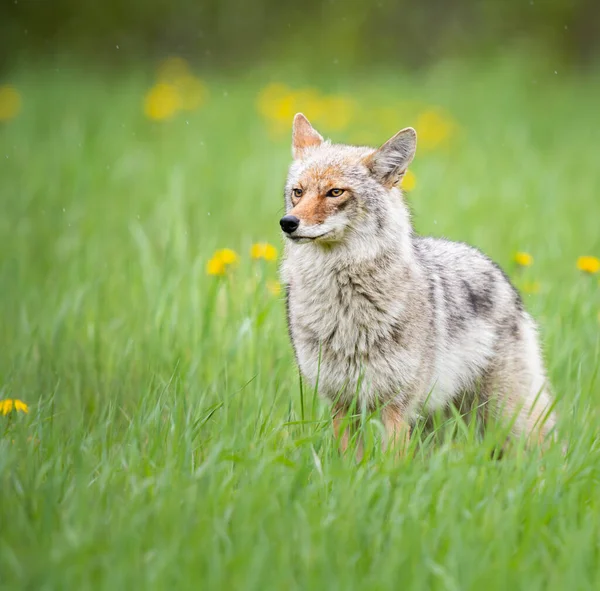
[1,55,600,590]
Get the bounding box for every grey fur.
[281,115,556,443]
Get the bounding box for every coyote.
[280,113,556,454]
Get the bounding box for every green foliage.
[1,58,600,589]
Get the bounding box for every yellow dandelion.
[0,85,22,122]
[256,83,292,119]
[206,248,239,276]
[273,94,297,123]
[1,399,28,415]
[1,399,13,415]
[206,256,226,276]
[214,248,239,265]
[14,400,28,413]
[278,88,323,126]
[416,108,456,151]
[401,170,416,191]
[577,256,600,274]
[250,242,278,262]
[144,83,181,121]
[514,252,534,267]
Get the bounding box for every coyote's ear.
[365,127,417,188]
[292,113,323,159]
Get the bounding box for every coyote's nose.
[280,215,300,234]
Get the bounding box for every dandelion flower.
[0,85,22,121]
[0,399,13,415]
[214,249,239,265]
[206,257,226,276]
[294,88,325,122]
[250,243,278,262]
[14,400,28,413]
[256,83,292,119]
[401,170,416,192]
[514,252,534,267]
[144,83,181,121]
[206,248,239,276]
[266,280,282,296]
[1,399,28,415]
[577,256,600,274]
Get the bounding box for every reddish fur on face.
[290,166,352,225]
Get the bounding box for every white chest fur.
[284,246,425,408]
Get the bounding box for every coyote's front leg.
[382,405,411,457]
[332,405,364,461]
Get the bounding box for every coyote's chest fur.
[284,245,435,410]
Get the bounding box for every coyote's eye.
[292,188,303,198]
[327,188,344,197]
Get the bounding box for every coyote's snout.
[281,113,557,456]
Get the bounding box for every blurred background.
[1,0,599,70]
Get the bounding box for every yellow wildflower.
[514,252,534,267]
[256,83,292,119]
[256,84,322,123]
[144,83,181,121]
[0,85,22,121]
[266,280,282,296]
[250,242,278,262]
[257,84,353,135]
[152,58,208,113]
[214,248,239,265]
[416,108,456,150]
[1,399,28,415]
[401,170,416,191]
[273,94,296,123]
[206,257,226,276]
[288,87,323,122]
[14,400,28,413]
[577,256,600,274]
[206,248,239,276]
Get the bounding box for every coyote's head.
[281,113,417,246]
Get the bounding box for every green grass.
[1,57,600,590]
